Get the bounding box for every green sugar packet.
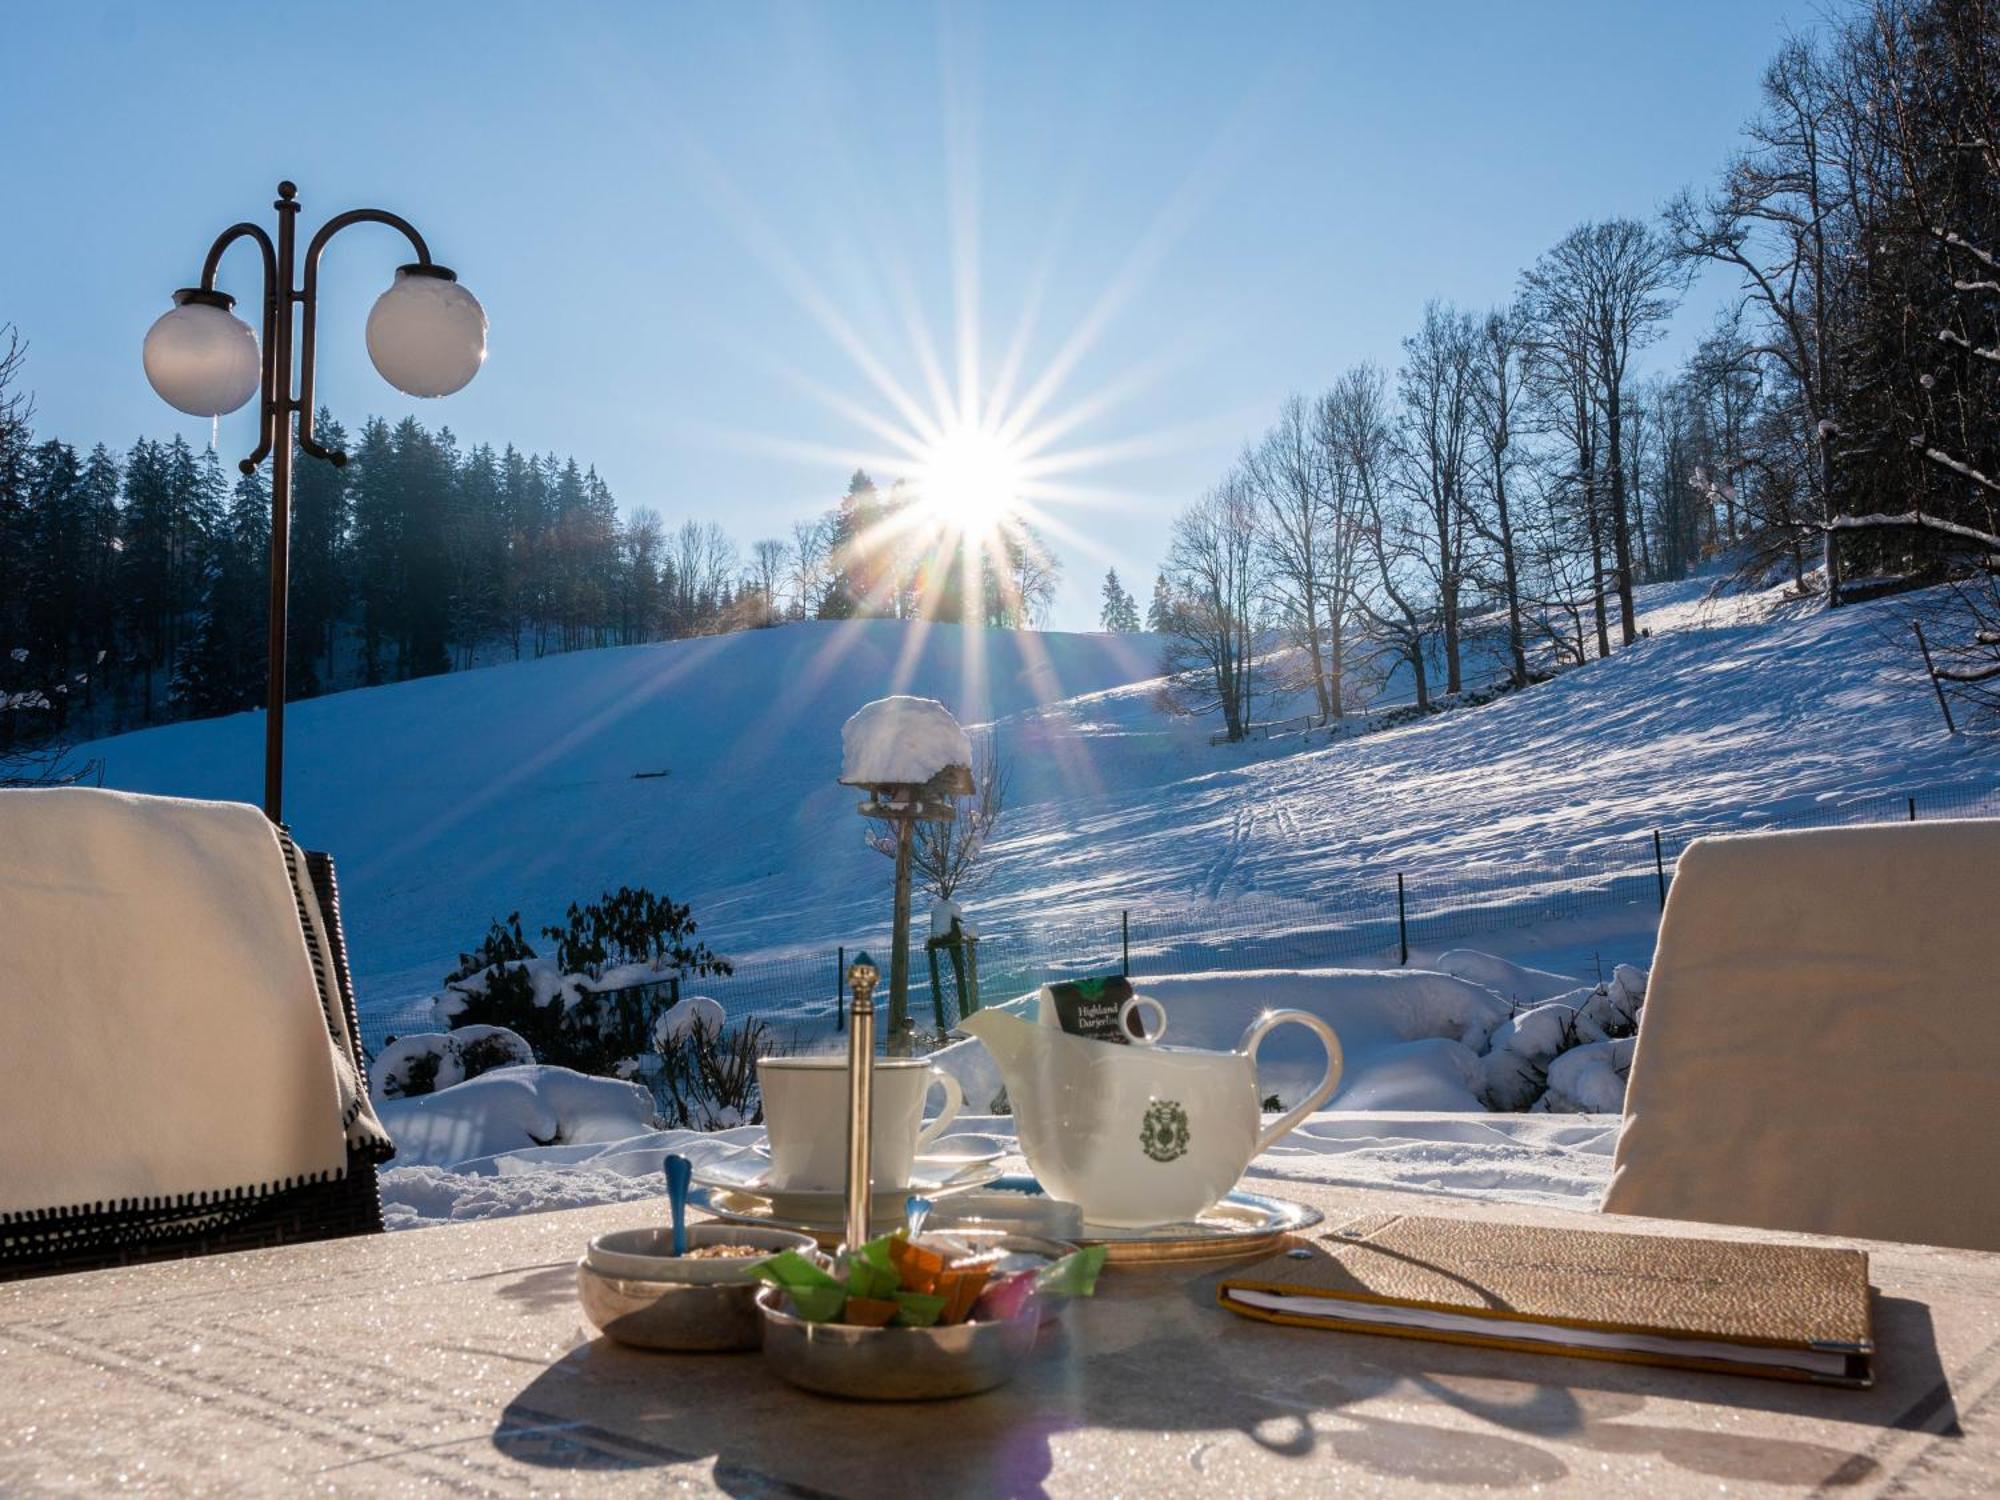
[842,1234,903,1302]
[750,1249,848,1323]
[1036,1244,1108,1300]
[892,1290,949,1328]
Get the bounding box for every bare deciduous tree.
[1157,472,1264,740]
[1393,303,1479,693]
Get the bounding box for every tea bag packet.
[1039,974,1141,1042]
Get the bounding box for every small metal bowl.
[756,1285,1040,1400]
[577,1225,823,1352]
[754,1230,1077,1400]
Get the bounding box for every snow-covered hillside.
[72,576,1995,1039]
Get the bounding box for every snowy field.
[69,569,1993,1046]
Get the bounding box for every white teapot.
[958,1002,1341,1227]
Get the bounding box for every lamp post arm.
[195,222,281,473]
[296,209,437,465]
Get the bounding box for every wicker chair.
[0,850,386,1281]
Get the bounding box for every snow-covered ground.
[377,955,1632,1227]
[69,571,1993,1046]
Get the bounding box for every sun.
[912,422,1026,534]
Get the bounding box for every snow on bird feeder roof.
[839,695,973,790]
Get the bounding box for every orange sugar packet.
[889,1238,945,1294]
[841,1297,900,1328]
[936,1265,992,1325]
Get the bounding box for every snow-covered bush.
[433,889,733,1078]
[1478,965,1648,1114]
[377,1065,660,1166]
[652,1004,768,1131]
[370,1024,535,1099]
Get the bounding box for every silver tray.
[700,1175,1321,1264]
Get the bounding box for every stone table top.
[2,1182,1996,1496]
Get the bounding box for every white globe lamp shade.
[142,290,261,418]
[365,265,486,398]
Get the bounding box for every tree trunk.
[1325,603,1345,720]
[1606,385,1638,647]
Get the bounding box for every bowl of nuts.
[578,1224,825,1351]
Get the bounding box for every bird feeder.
[839,697,974,1052]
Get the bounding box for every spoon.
[665,1154,693,1257]
[905,1194,936,1239]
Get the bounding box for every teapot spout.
[956,1008,1039,1081]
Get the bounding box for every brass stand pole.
[843,957,878,1253]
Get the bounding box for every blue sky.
[4,1,1807,629]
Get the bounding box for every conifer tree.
[174,468,269,715]
[1146,573,1174,633]
[1099,568,1140,632]
[289,408,349,696]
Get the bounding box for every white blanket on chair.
[0,788,357,1217]
[1603,818,2000,1252]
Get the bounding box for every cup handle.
[913,1067,966,1154]
[1240,1010,1344,1156]
[1119,995,1168,1046]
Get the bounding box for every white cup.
[756,1056,965,1192]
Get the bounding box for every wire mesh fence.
[359,778,2000,1054]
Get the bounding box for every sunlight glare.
[914,422,1026,533]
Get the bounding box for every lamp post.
[143,180,486,824]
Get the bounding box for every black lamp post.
[143,180,486,824]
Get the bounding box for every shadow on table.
[488,1264,1957,1498]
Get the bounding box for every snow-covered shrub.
[370,1025,535,1100]
[1478,965,1649,1114]
[377,1064,660,1166]
[1535,1037,1637,1114]
[433,888,733,1078]
[653,1006,769,1131]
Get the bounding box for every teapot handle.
[1240,1010,1344,1156]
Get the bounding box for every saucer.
[751,1131,1011,1171]
[691,1143,1001,1227]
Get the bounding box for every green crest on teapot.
[1140,1099,1191,1162]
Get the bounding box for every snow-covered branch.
[1936,327,2000,366]
[1918,449,2000,499]
[1822,508,2000,550]
[1936,228,2000,273]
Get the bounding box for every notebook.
[1219,1212,1873,1387]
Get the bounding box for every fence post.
[1908,795,1917,823]
[1121,910,1130,977]
[835,945,845,1032]
[1396,873,1408,966]
[1653,830,1667,909]
[1913,622,1959,735]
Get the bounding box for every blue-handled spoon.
[665,1154,693,1257]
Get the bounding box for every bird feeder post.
[888,814,917,1049]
